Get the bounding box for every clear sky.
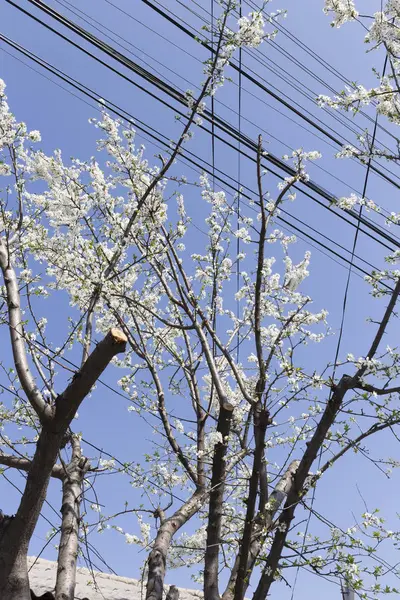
[1,0,400,598]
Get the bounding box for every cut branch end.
[109,328,128,349]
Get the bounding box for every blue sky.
[1,0,400,598]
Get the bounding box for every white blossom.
[324,0,358,27]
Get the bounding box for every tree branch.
[222,460,299,600]
[54,328,127,425]
[149,364,198,485]
[354,382,400,395]
[0,239,49,423]
[254,135,267,396]
[357,275,400,377]
[253,275,400,598]
[310,417,400,485]
[252,375,354,600]
[204,401,234,600]
[0,453,64,480]
[146,491,206,600]
[0,328,127,600]
[234,405,269,600]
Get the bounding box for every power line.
[94,0,364,158]
[168,0,358,142]
[190,0,400,147]
[165,0,368,141]
[23,0,400,202]
[18,0,400,191]
[95,0,400,215]
[0,35,393,260]
[8,0,400,263]
[0,33,397,287]
[144,0,400,156]
[52,0,387,219]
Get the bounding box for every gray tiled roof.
[28,557,203,600]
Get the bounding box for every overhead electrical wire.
[258,0,400,147]
[0,34,395,293]
[5,4,400,278]
[166,0,384,147]
[263,7,357,89]
[97,0,369,157]
[1,18,399,254]
[50,0,400,203]
[153,0,400,204]
[7,0,400,258]
[188,0,399,147]
[191,0,352,92]
[50,0,384,200]
[97,0,400,196]
[144,0,400,155]
[16,0,400,191]
[0,30,397,258]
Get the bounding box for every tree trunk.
[0,428,64,600]
[252,376,353,600]
[204,402,234,600]
[146,491,205,600]
[222,460,300,600]
[55,437,89,600]
[233,406,269,600]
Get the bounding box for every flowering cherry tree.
[1,1,400,600]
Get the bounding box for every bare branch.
[0,238,49,422]
[223,460,299,600]
[357,276,400,377]
[252,375,354,600]
[0,452,64,480]
[354,382,400,395]
[54,328,127,425]
[254,135,267,396]
[148,364,198,485]
[312,417,400,484]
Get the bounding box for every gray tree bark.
[233,405,269,600]
[204,401,234,600]
[55,436,90,600]
[146,491,205,600]
[166,585,179,600]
